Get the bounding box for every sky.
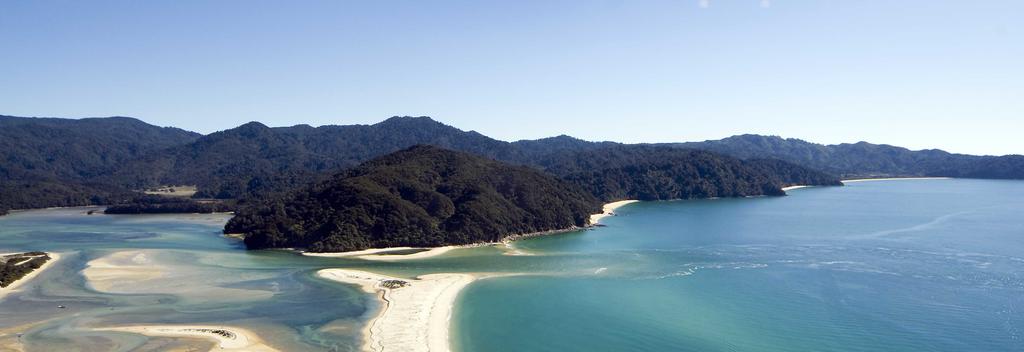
[1,1,1022,155]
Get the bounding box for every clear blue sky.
[2,1,1021,155]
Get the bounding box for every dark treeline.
[536,146,841,201]
[0,180,143,215]
[673,134,1024,179]
[103,196,233,214]
[0,252,51,288]
[226,146,601,252]
[3,115,1023,218]
[0,115,199,212]
[3,114,1021,252]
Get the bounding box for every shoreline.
[588,200,639,225]
[312,200,639,351]
[0,252,62,301]
[784,177,953,193]
[94,325,278,352]
[305,200,640,261]
[305,246,459,261]
[317,269,483,352]
[841,177,952,183]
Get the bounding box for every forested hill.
[0,115,199,181]
[0,115,200,214]
[225,146,602,252]
[2,114,1020,216]
[673,134,1024,179]
[225,145,842,251]
[537,146,842,201]
[108,116,524,200]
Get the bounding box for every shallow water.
[1,179,1022,351]
[452,179,1024,351]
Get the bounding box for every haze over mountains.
[1,114,1021,220]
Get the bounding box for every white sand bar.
[0,252,61,301]
[781,185,809,192]
[95,325,278,351]
[317,269,476,352]
[589,200,639,225]
[842,177,951,183]
[81,250,165,292]
[304,246,458,261]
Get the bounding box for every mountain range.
[1,114,1021,222]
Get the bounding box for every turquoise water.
[454,179,1024,351]
[1,179,1023,351]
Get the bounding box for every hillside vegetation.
[225,146,601,252]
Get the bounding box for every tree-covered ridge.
[3,114,1021,217]
[673,134,1024,179]
[109,116,523,200]
[538,146,841,201]
[0,115,199,181]
[0,115,200,212]
[225,146,601,252]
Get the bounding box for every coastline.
[317,269,483,352]
[784,177,952,193]
[0,252,62,301]
[305,200,640,261]
[305,246,458,261]
[94,325,278,352]
[841,177,952,183]
[312,200,638,351]
[588,200,639,225]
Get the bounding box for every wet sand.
[317,269,479,352]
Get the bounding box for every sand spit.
[95,325,278,352]
[317,269,480,352]
[842,177,952,183]
[781,185,810,191]
[309,200,641,261]
[305,246,458,262]
[589,200,639,225]
[0,252,62,301]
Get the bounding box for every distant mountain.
[2,115,1020,217]
[672,134,1024,179]
[110,116,522,199]
[0,115,200,213]
[225,146,601,252]
[0,115,199,180]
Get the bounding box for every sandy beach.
[0,252,61,301]
[841,177,952,183]
[589,200,639,225]
[317,269,478,352]
[306,200,641,261]
[781,185,810,191]
[305,246,458,261]
[94,325,278,352]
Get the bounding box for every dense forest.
[226,146,601,252]
[4,115,1022,216]
[0,252,51,288]
[673,134,1024,179]
[106,117,524,200]
[103,196,233,214]
[537,146,842,201]
[0,116,200,212]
